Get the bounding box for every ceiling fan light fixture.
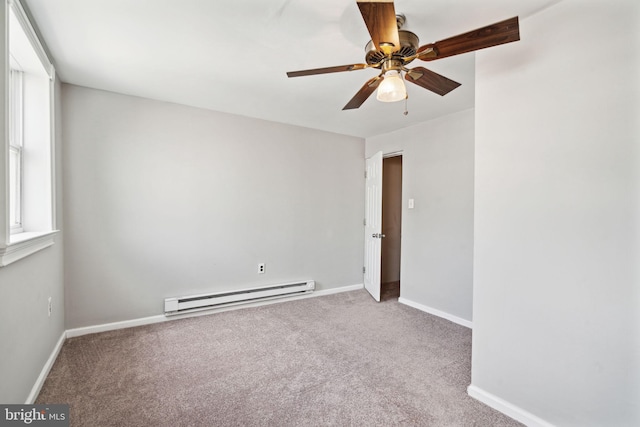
[376,70,406,103]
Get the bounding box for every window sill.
[1,230,59,267]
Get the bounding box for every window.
[0,0,57,266]
[9,68,23,233]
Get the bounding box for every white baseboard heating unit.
[164,280,315,316]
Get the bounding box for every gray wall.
[62,84,365,329]
[0,78,64,404]
[366,109,475,322]
[472,0,640,425]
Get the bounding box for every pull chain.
[403,94,409,116]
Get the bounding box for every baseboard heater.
[164,280,315,316]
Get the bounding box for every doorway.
[380,155,402,301]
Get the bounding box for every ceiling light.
[376,70,406,103]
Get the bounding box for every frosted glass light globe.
[376,70,406,102]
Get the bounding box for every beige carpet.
[37,290,522,426]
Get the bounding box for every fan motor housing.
[365,30,419,65]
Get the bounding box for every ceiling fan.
[286,0,520,110]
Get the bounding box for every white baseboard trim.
[468,385,555,427]
[66,283,365,338]
[66,315,167,338]
[398,297,473,329]
[25,331,66,404]
[313,283,364,297]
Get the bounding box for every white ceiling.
[23,0,560,138]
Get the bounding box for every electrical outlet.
[48,297,52,317]
[258,263,266,274]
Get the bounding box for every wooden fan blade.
[287,64,369,78]
[343,76,383,110]
[357,1,400,55]
[405,67,461,96]
[417,16,520,61]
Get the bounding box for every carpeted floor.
[37,290,522,426]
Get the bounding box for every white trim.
[0,230,58,267]
[383,150,403,158]
[25,331,65,404]
[398,297,473,329]
[66,284,364,338]
[8,0,54,79]
[313,283,363,296]
[49,69,57,229]
[467,384,555,427]
[66,314,167,339]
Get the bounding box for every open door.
[364,151,383,301]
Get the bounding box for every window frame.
[0,0,58,267]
